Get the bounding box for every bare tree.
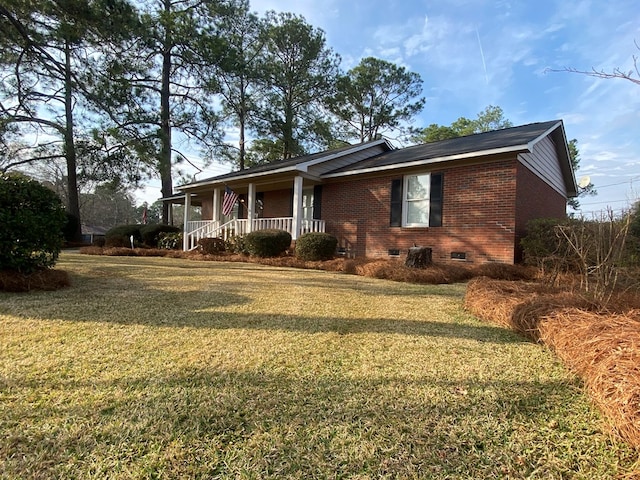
[547,41,640,86]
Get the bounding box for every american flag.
[222,186,238,216]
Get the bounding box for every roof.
[324,120,562,176]
[176,120,576,196]
[181,139,391,190]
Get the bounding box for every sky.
[137,0,640,216]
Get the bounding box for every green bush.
[140,224,181,247]
[105,224,142,248]
[225,234,248,255]
[520,218,570,268]
[295,232,338,261]
[245,229,291,257]
[198,237,226,254]
[93,237,106,247]
[0,172,66,273]
[158,232,182,250]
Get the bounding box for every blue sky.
[140,0,640,215]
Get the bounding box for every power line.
[588,176,640,189]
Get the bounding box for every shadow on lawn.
[5,364,632,479]
[7,257,515,343]
[11,282,520,344]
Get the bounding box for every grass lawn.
[1,253,638,479]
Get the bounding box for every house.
[174,120,577,264]
[81,224,108,245]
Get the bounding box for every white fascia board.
[524,121,577,195]
[178,165,299,191]
[322,144,529,178]
[526,121,562,151]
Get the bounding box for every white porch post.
[247,182,255,233]
[292,175,303,240]
[212,187,220,223]
[182,192,191,250]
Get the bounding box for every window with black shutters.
[389,173,443,227]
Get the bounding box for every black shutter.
[238,194,245,218]
[288,189,294,217]
[390,178,403,227]
[313,185,322,219]
[429,173,443,227]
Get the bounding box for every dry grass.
[465,277,640,455]
[2,253,639,478]
[540,310,640,450]
[463,279,592,341]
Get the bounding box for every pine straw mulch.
[0,268,71,292]
[464,277,640,451]
[78,246,537,284]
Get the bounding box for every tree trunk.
[159,0,173,224]
[239,77,246,170]
[64,39,82,242]
[405,246,432,268]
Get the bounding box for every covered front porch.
[180,175,325,251]
[184,217,325,250]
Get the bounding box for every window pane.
[407,174,429,200]
[407,199,429,224]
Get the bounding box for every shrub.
[245,229,291,257]
[140,224,181,247]
[92,236,106,247]
[105,224,142,248]
[225,234,248,254]
[520,218,566,266]
[198,237,226,254]
[158,232,182,250]
[0,172,67,274]
[0,268,71,292]
[295,232,338,261]
[520,217,577,282]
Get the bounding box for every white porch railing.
[184,217,325,250]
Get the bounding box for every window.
[390,173,443,228]
[404,173,431,226]
[302,187,314,222]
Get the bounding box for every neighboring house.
[81,224,108,245]
[173,120,577,264]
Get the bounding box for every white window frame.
[302,187,314,222]
[402,172,431,227]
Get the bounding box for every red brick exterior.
[514,162,567,262]
[196,157,567,264]
[201,198,213,220]
[322,158,566,264]
[262,189,292,218]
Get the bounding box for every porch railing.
[184,217,325,251]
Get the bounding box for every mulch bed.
[0,269,71,292]
[540,309,640,450]
[464,277,640,451]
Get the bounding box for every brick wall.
[201,197,213,220]
[322,159,528,263]
[262,189,292,218]
[514,162,567,261]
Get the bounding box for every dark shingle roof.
[325,120,561,175]
[185,141,374,187]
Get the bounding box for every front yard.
[1,253,638,478]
